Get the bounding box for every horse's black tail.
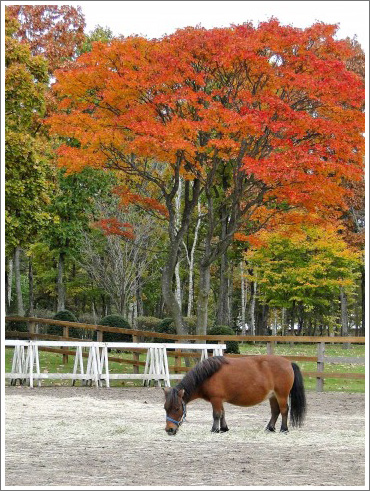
[289,363,307,427]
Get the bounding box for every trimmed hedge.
[154,317,197,337]
[5,318,28,339]
[48,310,83,339]
[97,315,131,343]
[155,317,176,342]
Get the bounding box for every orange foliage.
[114,185,169,218]
[47,19,364,219]
[93,218,135,240]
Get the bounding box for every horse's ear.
[178,388,185,399]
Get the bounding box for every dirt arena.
[4,385,366,487]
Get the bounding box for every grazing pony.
[163,355,306,435]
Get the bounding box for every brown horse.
[163,355,306,435]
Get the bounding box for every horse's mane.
[175,356,229,403]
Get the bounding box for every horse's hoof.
[280,429,289,434]
[211,428,220,433]
[265,426,276,432]
[220,427,229,432]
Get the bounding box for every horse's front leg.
[210,399,228,433]
[220,407,229,432]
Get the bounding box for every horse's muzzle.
[165,427,177,436]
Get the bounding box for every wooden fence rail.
[4,340,226,388]
[5,316,365,392]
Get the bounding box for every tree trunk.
[281,307,286,336]
[57,251,66,312]
[174,177,182,313]
[340,286,350,349]
[291,300,296,335]
[361,266,365,336]
[162,260,186,335]
[175,262,182,312]
[185,202,201,317]
[240,262,247,335]
[228,262,234,326]
[5,269,9,314]
[137,276,144,317]
[196,261,211,335]
[248,281,257,336]
[7,257,13,312]
[216,252,230,326]
[161,178,201,335]
[14,246,25,316]
[216,201,230,326]
[92,301,98,324]
[28,257,34,316]
[272,310,278,335]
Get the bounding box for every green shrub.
[154,316,197,340]
[48,310,83,339]
[155,318,176,342]
[207,325,240,354]
[97,315,131,343]
[5,318,28,339]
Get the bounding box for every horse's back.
[200,355,294,407]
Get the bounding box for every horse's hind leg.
[210,399,228,433]
[276,395,289,433]
[220,406,229,432]
[266,395,280,432]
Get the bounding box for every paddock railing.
[5,340,226,388]
[5,316,366,391]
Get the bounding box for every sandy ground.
[4,385,366,487]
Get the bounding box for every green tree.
[5,13,53,315]
[45,167,116,311]
[78,25,114,55]
[245,225,361,334]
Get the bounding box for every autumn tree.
[6,4,85,73]
[47,20,364,334]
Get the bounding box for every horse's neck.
[185,389,200,404]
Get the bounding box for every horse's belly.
[205,374,274,407]
[227,388,274,407]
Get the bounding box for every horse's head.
[163,387,186,436]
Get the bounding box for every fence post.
[316,342,325,392]
[62,326,69,364]
[132,335,139,374]
[266,341,274,355]
[28,320,36,337]
[174,340,181,373]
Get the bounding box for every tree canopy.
[5,13,53,252]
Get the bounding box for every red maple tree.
[47,20,365,332]
[6,5,85,72]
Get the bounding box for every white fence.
[5,340,226,388]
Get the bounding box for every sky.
[78,0,369,52]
